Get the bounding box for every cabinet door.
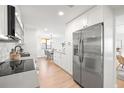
[57,53,61,67]
[15,6,24,43]
[73,15,83,31]
[82,13,88,28]
[64,46,70,73]
[60,54,63,68]
[61,54,65,70]
[0,5,8,37]
[60,53,65,68]
[0,5,5,36]
[87,6,103,26]
[65,45,73,75]
[53,51,61,67]
[15,17,23,38]
[53,51,58,64]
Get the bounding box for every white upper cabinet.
[0,5,4,36]
[67,6,104,32]
[82,13,88,28]
[87,6,103,26]
[69,13,88,31]
[15,6,24,43]
[15,6,24,30]
[72,15,83,31]
[15,15,24,40]
[0,5,7,37]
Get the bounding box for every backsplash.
[0,43,16,62]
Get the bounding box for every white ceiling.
[18,5,94,37]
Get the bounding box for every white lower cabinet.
[53,51,58,65]
[65,45,73,75]
[61,54,66,70]
[53,51,71,74]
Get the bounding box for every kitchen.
[0,5,124,88]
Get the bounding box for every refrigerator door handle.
[81,40,84,63]
[78,39,82,62]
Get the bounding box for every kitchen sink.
[20,52,30,57]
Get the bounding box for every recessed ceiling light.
[58,11,64,16]
[44,28,48,31]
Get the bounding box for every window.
[41,38,51,49]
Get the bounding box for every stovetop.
[0,59,35,77]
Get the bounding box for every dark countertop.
[0,59,35,77]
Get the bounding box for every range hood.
[0,35,19,42]
[0,5,20,42]
[7,5,16,40]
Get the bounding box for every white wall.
[24,27,65,58]
[36,31,44,57]
[113,7,124,87]
[103,6,115,88]
[23,27,37,58]
[24,28,44,58]
[115,7,124,56]
[52,36,65,51]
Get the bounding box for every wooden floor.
[117,79,124,88]
[116,65,124,88]
[37,58,80,88]
[36,58,124,88]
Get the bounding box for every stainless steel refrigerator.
[73,23,104,88]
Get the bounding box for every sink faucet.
[14,45,23,52]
